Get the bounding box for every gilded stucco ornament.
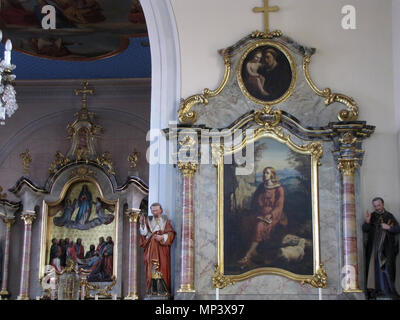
[337,158,359,177]
[0,186,7,199]
[21,213,36,225]
[19,149,32,175]
[178,54,231,124]
[96,151,115,175]
[128,149,140,169]
[2,216,15,228]
[125,209,140,223]
[251,30,282,39]
[212,264,236,289]
[97,276,117,297]
[303,55,359,121]
[69,166,95,179]
[49,151,70,174]
[177,161,198,177]
[80,278,100,299]
[339,132,358,146]
[301,264,328,288]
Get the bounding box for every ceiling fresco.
[0,0,147,61]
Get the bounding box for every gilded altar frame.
[214,112,326,288]
[39,176,119,282]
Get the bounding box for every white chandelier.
[0,31,18,125]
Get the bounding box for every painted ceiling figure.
[39,0,105,24]
[0,0,39,26]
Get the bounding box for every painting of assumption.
[46,181,116,282]
[52,184,114,230]
[240,45,293,103]
[223,138,314,276]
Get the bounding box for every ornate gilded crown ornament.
[45,81,119,177]
[65,81,103,162]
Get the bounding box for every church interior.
[0,0,399,301]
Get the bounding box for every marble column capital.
[178,161,198,177]
[1,217,15,228]
[20,212,36,225]
[125,209,141,223]
[337,158,359,177]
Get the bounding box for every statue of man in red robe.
[139,203,175,297]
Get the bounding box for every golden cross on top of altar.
[253,0,280,34]
[75,80,94,110]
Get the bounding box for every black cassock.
[362,211,400,298]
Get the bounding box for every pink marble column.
[17,213,36,300]
[0,217,15,298]
[177,162,197,293]
[125,210,140,300]
[339,160,362,292]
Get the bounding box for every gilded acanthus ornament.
[212,264,235,289]
[80,278,100,299]
[0,186,7,199]
[97,276,117,297]
[178,54,231,124]
[2,216,15,228]
[21,213,36,225]
[338,158,359,176]
[254,105,281,128]
[303,55,359,122]
[301,264,327,288]
[96,151,115,175]
[49,151,70,174]
[128,149,140,169]
[306,142,323,163]
[251,30,282,39]
[69,166,95,179]
[339,132,358,146]
[19,149,32,174]
[178,161,198,177]
[125,210,140,223]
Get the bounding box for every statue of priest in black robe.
[362,197,400,300]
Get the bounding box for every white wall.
[171,0,399,218]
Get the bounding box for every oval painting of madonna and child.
[238,42,296,105]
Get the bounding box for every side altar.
[0,81,148,300]
[169,0,375,300]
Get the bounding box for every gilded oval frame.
[237,40,297,106]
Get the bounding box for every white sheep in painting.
[282,234,312,247]
[279,238,306,262]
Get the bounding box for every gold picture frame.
[214,111,326,288]
[39,176,119,283]
[237,40,297,106]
